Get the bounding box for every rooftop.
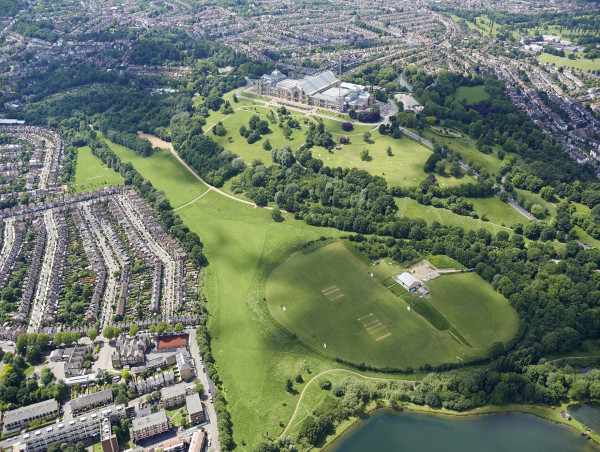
[185,393,203,414]
[131,410,168,431]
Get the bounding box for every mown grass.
[420,129,504,177]
[267,242,518,369]
[454,86,490,104]
[426,273,519,352]
[96,131,207,208]
[73,145,124,192]
[424,254,465,270]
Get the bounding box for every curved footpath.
[279,368,416,439]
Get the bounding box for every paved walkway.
[279,368,416,439]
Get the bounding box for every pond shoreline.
[322,402,600,451]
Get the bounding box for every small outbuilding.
[397,272,420,291]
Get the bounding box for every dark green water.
[571,404,600,432]
[329,410,598,452]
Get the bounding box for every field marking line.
[357,313,373,321]
[329,293,345,301]
[173,187,212,211]
[375,333,392,341]
[323,287,340,296]
[279,368,417,439]
[366,322,383,332]
[322,285,337,292]
[362,319,380,328]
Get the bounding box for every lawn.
[469,196,530,226]
[426,273,520,353]
[313,132,464,188]
[209,104,465,188]
[454,86,490,104]
[537,52,600,72]
[73,146,124,192]
[316,117,375,135]
[512,188,556,219]
[266,241,518,369]
[96,132,207,209]
[395,197,512,235]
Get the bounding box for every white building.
[397,272,420,291]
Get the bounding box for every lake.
[328,410,598,452]
[571,404,600,432]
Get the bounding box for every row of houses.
[72,207,106,323]
[108,197,162,313]
[90,201,131,317]
[14,220,46,322]
[40,213,68,326]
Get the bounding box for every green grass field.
[73,146,124,192]
[96,132,207,208]
[266,242,518,368]
[395,197,512,234]
[454,86,490,104]
[426,273,519,349]
[537,52,600,72]
[469,197,529,227]
[207,100,467,188]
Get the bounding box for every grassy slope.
[469,197,529,227]
[177,192,351,446]
[73,146,124,192]
[421,129,503,176]
[210,103,465,189]
[97,132,207,208]
[395,197,511,234]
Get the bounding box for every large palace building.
[256,70,372,113]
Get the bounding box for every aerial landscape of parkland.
[1,0,600,450]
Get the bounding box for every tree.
[285,379,294,393]
[129,324,139,337]
[263,138,271,151]
[271,206,283,222]
[360,149,370,161]
[342,122,353,132]
[174,323,184,333]
[194,378,204,396]
[103,326,116,341]
[87,329,98,342]
[386,146,392,157]
[41,367,54,386]
[363,131,371,143]
[156,321,167,335]
[348,109,357,119]
[121,369,132,382]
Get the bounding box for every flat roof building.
[161,382,188,408]
[130,410,171,442]
[185,393,205,425]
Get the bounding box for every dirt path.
[279,368,416,439]
[546,355,600,364]
[137,131,261,209]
